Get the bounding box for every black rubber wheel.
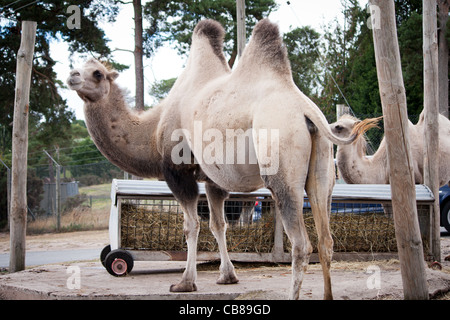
[105,249,134,277]
[100,245,111,267]
[442,201,450,233]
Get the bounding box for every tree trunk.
[134,0,144,110]
[10,21,37,273]
[423,0,441,262]
[370,0,429,299]
[438,0,449,118]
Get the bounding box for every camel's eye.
[93,70,104,81]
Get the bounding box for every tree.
[144,0,278,68]
[0,1,123,227]
[0,1,120,156]
[149,77,177,101]
[319,0,367,117]
[283,26,322,98]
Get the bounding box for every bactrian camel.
[68,19,371,300]
[331,113,450,187]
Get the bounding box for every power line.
[286,1,354,113]
[13,0,39,12]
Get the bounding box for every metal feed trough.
[100,179,435,276]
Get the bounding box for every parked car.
[439,184,450,233]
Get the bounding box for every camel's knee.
[183,218,200,239]
[209,216,226,235]
[292,239,313,257]
[318,235,333,263]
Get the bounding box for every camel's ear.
[107,70,119,81]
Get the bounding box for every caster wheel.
[105,249,134,277]
[100,245,111,267]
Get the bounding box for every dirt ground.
[0,230,110,253]
[0,230,450,300]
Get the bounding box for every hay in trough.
[120,199,397,254]
[120,201,275,253]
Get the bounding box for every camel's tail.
[304,97,382,146]
[351,116,383,141]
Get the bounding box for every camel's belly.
[200,163,264,192]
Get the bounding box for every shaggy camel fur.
[68,19,370,300]
[331,113,450,187]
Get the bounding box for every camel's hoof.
[216,274,239,285]
[170,282,197,292]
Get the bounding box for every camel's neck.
[337,137,388,184]
[84,83,163,178]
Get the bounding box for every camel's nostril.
[70,70,81,77]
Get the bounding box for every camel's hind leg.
[205,182,239,284]
[163,165,199,292]
[263,175,312,300]
[305,131,335,300]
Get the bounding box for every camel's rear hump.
[238,19,291,76]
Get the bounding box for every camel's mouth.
[67,70,85,91]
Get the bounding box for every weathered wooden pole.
[423,0,441,262]
[370,0,429,299]
[236,0,246,58]
[438,0,449,118]
[133,0,144,110]
[10,21,37,272]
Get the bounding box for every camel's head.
[67,59,119,103]
[331,115,382,140]
[331,115,360,138]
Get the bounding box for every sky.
[53,0,369,121]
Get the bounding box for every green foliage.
[149,77,177,101]
[0,0,123,157]
[318,0,430,118]
[283,26,321,97]
[143,0,278,67]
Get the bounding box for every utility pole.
[236,0,246,59]
[370,0,429,299]
[10,21,37,273]
[133,0,144,110]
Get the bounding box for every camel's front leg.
[205,182,239,285]
[170,200,199,292]
[163,165,199,292]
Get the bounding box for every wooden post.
[10,21,37,273]
[44,150,61,231]
[423,0,440,262]
[236,0,246,58]
[370,1,429,299]
[438,0,449,118]
[336,104,350,119]
[133,0,144,110]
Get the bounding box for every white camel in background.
[331,113,450,187]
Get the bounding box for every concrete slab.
[1,260,449,300]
